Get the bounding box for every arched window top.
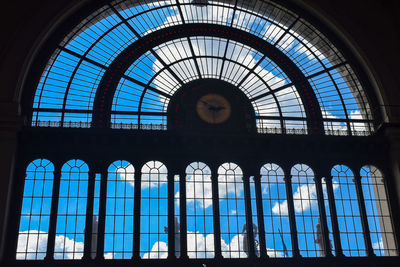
[61,159,89,173]
[31,0,375,136]
[26,159,54,173]
[331,164,354,179]
[290,164,314,180]
[108,160,135,183]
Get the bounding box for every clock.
[196,93,231,124]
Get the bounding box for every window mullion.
[211,167,222,259]
[168,171,176,259]
[314,174,333,257]
[132,166,141,259]
[83,169,96,260]
[243,175,256,258]
[45,161,62,260]
[325,175,344,257]
[353,172,375,256]
[179,170,188,259]
[254,174,268,259]
[284,173,300,257]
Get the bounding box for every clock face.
[196,94,232,124]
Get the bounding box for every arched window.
[186,162,214,258]
[55,159,89,259]
[218,163,246,258]
[17,159,54,260]
[140,161,168,259]
[290,164,320,257]
[331,165,365,256]
[360,166,397,256]
[104,160,135,259]
[31,1,374,136]
[259,163,291,257]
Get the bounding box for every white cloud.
[142,241,168,259]
[117,164,135,187]
[272,180,339,215]
[186,172,213,209]
[373,238,383,250]
[267,248,285,257]
[272,184,317,215]
[187,232,215,258]
[17,231,84,260]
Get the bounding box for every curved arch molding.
[92,23,324,134]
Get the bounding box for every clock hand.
[201,100,211,107]
[208,105,226,112]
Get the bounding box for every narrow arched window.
[54,159,89,259]
[331,165,365,256]
[17,159,54,260]
[186,162,214,258]
[260,163,292,257]
[140,161,168,259]
[361,166,397,256]
[291,164,320,257]
[218,163,246,258]
[104,160,135,259]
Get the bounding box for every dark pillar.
[254,174,268,259]
[353,171,375,256]
[211,167,222,259]
[325,175,344,257]
[314,172,332,257]
[45,160,62,260]
[243,175,256,258]
[168,169,176,259]
[284,172,300,257]
[179,169,188,259]
[132,166,141,259]
[83,169,96,260]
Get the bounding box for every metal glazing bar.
[254,175,268,259]
[273,16,300,46]
[95,170,108,260]
[236,55,266,88]
[353,172,375,256]
[122,75,172,99]
[45,161,62,260]
[284,174,300,257]
[187,37,203,79]
[168,171,176,259]
[305,62,347,80]
[250,83,294,102]
[243,175,256,258]
[83,170,96,260]
[325,175,344,256]
[108,3,141,37]
[211,167,222,259]
[176,0,186,24]
[57,46,107,70]
[132,168,141,259]
[179,170,188,259]
[314,174,332,257]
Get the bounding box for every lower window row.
[16,159,397,260]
